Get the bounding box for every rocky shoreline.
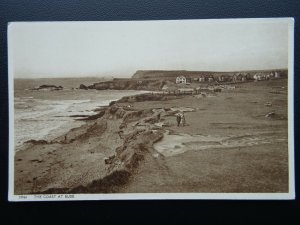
[14,93,181,194]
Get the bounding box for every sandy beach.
[14,78,288,194]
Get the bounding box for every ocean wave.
[14,90,147,148]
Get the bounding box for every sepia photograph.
[8,18,294,201]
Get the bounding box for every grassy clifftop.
[131,69,288,80]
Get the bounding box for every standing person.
[181,112,186,126]
[176,113,182,127]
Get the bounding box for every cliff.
[131,69,288,80]
[14,98,169,194]
[132,70,190,79]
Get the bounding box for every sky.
[8,19,292,78]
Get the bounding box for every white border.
[8,22,15,201]
[287,18,295,199]
[8,18,295,201]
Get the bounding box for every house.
[254,73,266,81]
[232,74,238,82]
[218,75,231,82]
[186,77,192,84]
[274,72,281,78]
[218,75,225,82]
[241,75,246,82]
[199,75,205,82]
[245,73,251,80]
[237,74,246,81]
[208,75,214,82]
[266,72,274,80]
[253,74,259,80]
[176,76,186,84]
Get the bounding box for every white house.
[176,76,187,84]
[254,73,266,81]
[253,74,260,81]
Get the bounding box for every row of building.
[175,72,282,84]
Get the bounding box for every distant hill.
[131,69,288,80]
[87,69,288,91]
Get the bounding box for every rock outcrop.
[31,85,63,91]
[91,79,166,91]
[79,84,89,90]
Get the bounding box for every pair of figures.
[176,112,186,126]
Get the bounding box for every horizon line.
[14,68,288,79]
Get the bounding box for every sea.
[14,78,146,149]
